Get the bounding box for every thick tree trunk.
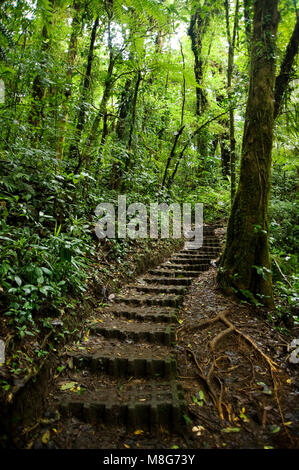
[217,0,279,307]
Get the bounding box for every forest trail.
[29,225,222,448]
[20,224,298,450]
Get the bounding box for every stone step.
[66,345,177,378]
[160,263,210,271]
[148,268,208,277]
[144,277,193,286]
[58,380,185,431]
[177,247,220,255]
[89,319,175,345]
[184,241,220,248]
[134,285,187,295]
[114,293,183,308]
[182,251,219,258]
[100,305,178,323]
[170,257,210,265]
[186,234,219,244]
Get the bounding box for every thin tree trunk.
[274,14,299,119]
[68,15,99,164]
[166,111,228,188]
[28,24,49,136]
[82,17,115,162]
[128,70,142,152]
[243,0,251,51]
[217,0,279,307]
[179,40,186,127]
[225,0,239,203]
[219,128,230,177]
[56,0,81,160]
[188,7,207,116]
[161,126,185,188]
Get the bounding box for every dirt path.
[18,225,298,449]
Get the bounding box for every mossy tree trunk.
[217,0,279,307]
[224,0,239,203]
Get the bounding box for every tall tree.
[224,0,239,202]
[217,0,279,306]
[188,5,207,116]
[68,14,99,164]
[56,0,82,160]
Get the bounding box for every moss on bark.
[217,0,280,307]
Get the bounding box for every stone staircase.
[55,225,221,435]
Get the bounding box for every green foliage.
[269,166,298,327]
[0,0,297,331]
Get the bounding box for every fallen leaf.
[222,427,241,433]
[67,357,74,369]
[41,430,50,445]
[60,381,77,391]
[134,430,144,435]
[269,425,280,433]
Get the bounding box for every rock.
[289,348,299,364]
[0,339,5,364]
[288,339,299,364]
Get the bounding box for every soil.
[3,227,299,450]
[176,268,299,449]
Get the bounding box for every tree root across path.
[178,310,295,446]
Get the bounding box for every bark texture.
[217,0,279,306]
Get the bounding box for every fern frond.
[115,0,166,26]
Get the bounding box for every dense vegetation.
[0,0,298,344]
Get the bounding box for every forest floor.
[2,229,298,450]
[22,263,299,450]
[175,267,299,449]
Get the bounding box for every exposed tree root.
[217,312,278,371]
[209,326,233,351]
[185,347,225,421]
[180,310,293,439]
